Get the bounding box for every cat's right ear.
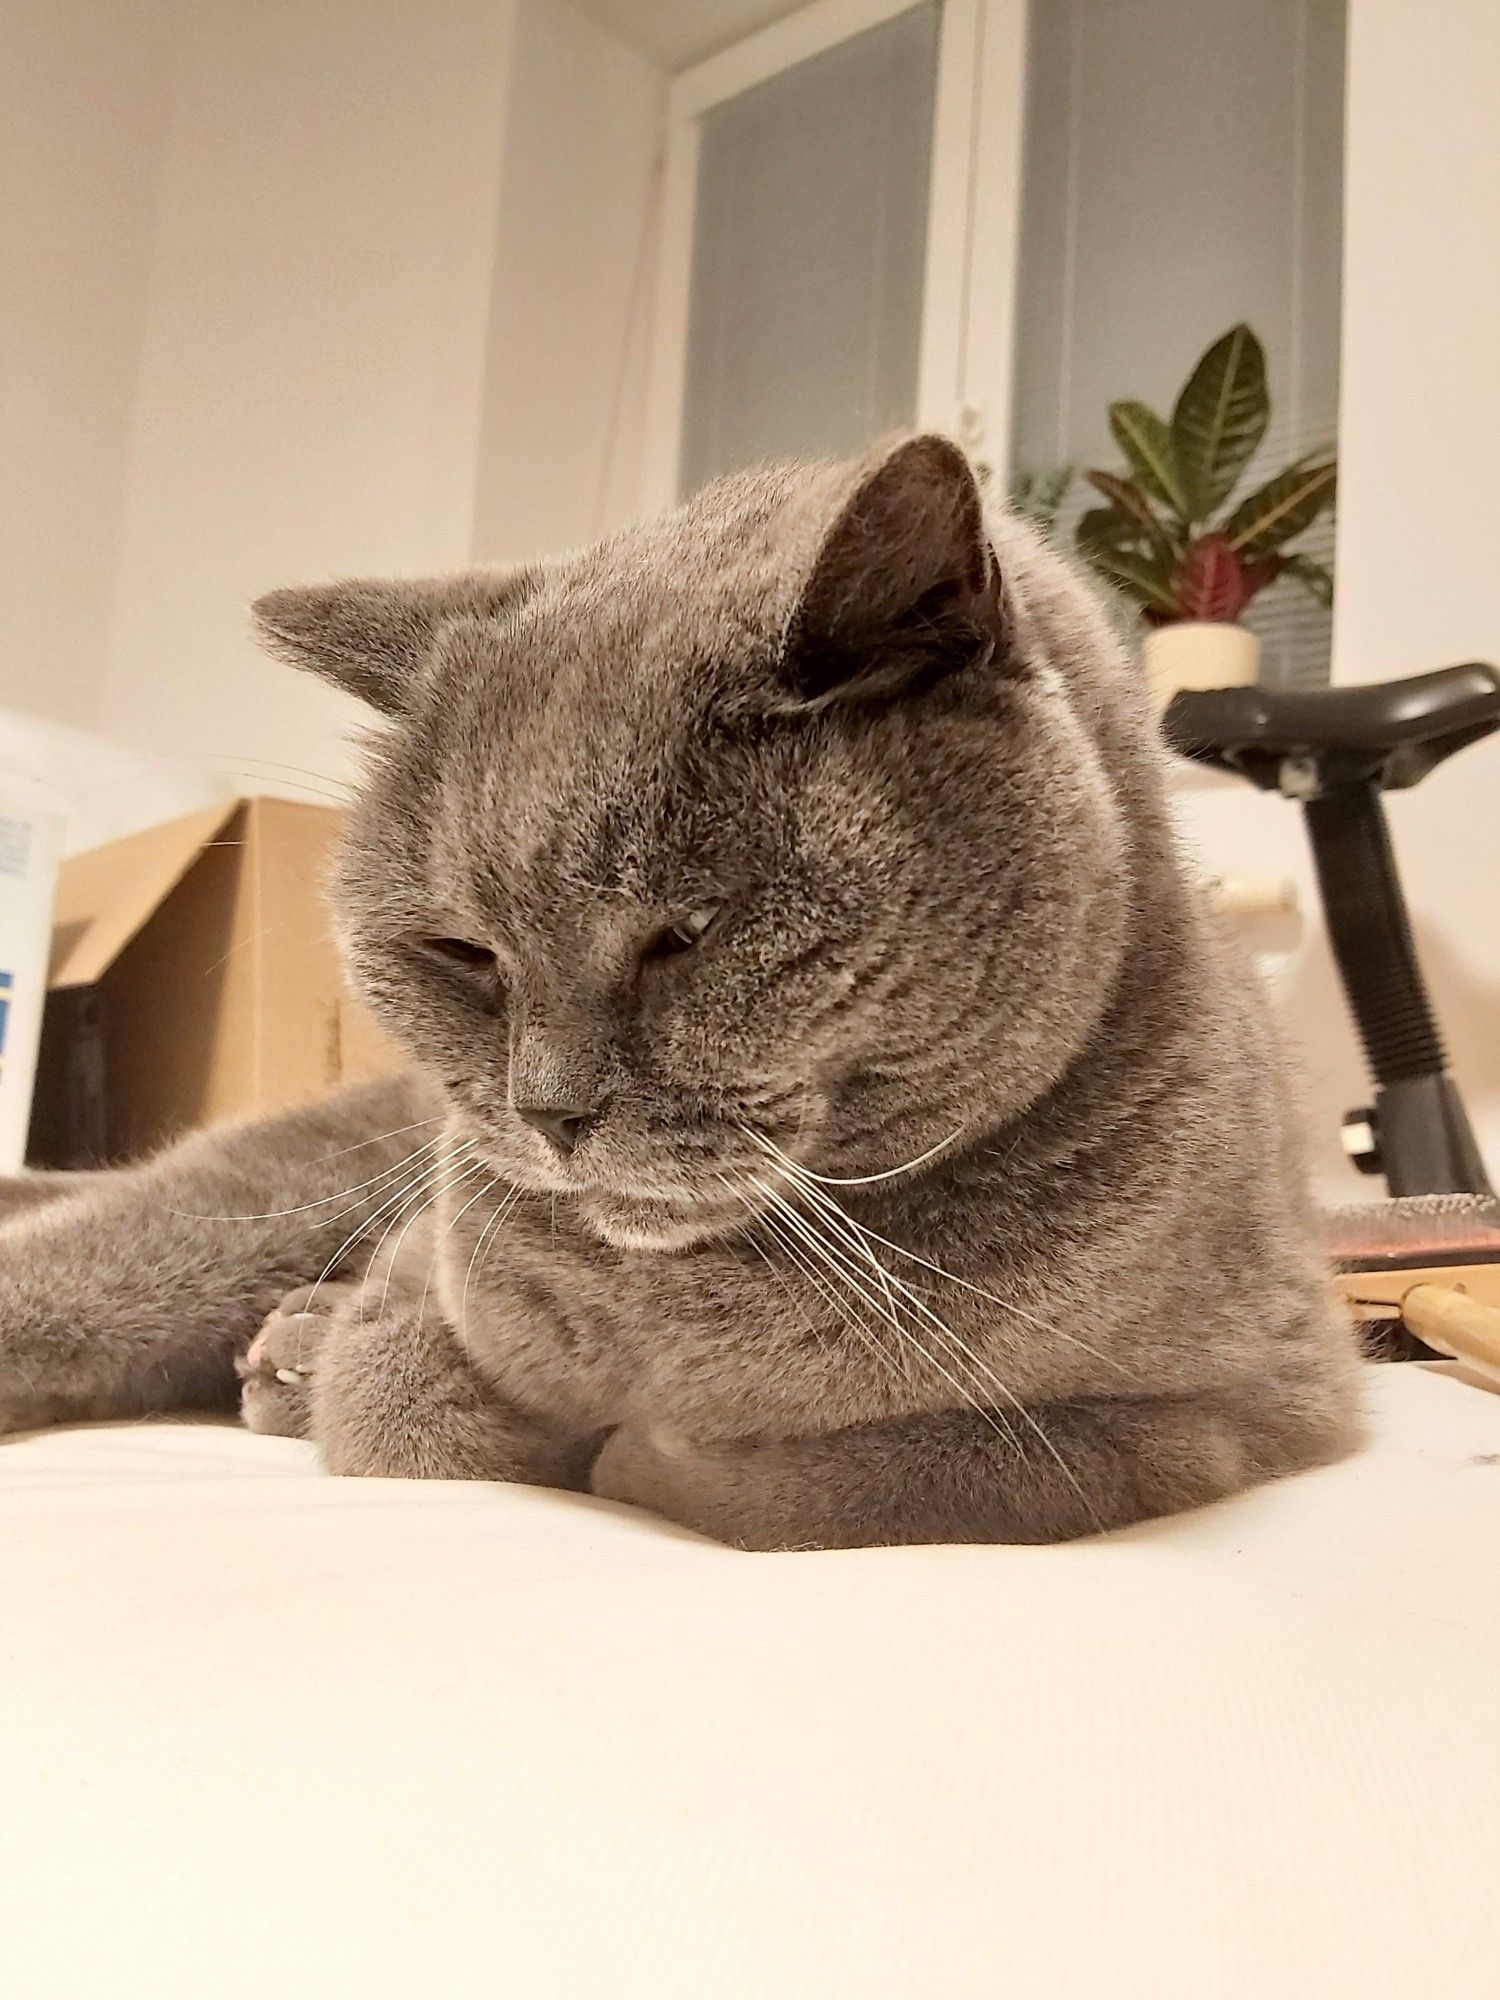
[770,434,1009,714]
[250,571,533,714]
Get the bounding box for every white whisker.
[374,1155,487,1322]
[419,1170,503,1323]
[721,1177,912,1401]
[755,1121,966,1187]
[357,1145,480,1325]
[768,1173,1104,1528]
[171,1135,444,1225]
[719,1172,896,1371]
[753,1128,1128,1380]
[750,1177,1015,1447]
[301,1147,462,1316]
[759,1212,909,1393]
[313,1114,448,1164]
[761,1174,1018,1433]
[460,1185,524,1349]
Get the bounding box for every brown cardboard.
[28,798,401,1166]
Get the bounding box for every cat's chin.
[577,1192,739,1254]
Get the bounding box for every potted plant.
[1075,325,1335,703]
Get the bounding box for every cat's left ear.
[778,434,1009,711]
[251,569,535,714]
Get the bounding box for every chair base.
[1371,1074,1494,1198]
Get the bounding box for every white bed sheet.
[3,1364,1497,1999]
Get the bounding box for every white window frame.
[639,0,1030,513]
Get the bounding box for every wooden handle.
[1207,875,1298,917]
[1402,1284,1500,1386]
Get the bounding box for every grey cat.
[0,436,1360,1547]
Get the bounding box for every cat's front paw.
[0,1173,77,1228]
[237,1281,360,1439]
[0,1390,59,1438]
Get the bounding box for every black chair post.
[1161,664,1500,1203]
[1301,781,1492,1197]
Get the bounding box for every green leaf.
[1223,459,1337,555]
[1108,402,1190,520]
[1082,543,1179,617]
[1278,551,1335,606]
[1075,505,1132,553]
[1076,504,1122,539]
[1085,469,1182,565]
[1171,324,1269,520]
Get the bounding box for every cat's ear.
[251,570,533,713]
[777,434,1007,711]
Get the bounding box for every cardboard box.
[28,797,400,1167]
[0,796,63,1172]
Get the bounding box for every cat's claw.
[237,1281,359,1439]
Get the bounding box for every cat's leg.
[240,1287,598,1487]
[236,1280,365,1439]
[0,1170,95,1228]
[592,1385,1358,1551]
[0,1074,439,1436]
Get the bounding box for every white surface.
[3,1365,1497,1998]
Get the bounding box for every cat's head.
[254,436,1131,1250]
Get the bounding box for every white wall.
[1180,0,1500,1198]
[11,0,668,784]
[1332,0,1500,1180]
[0,0,173,730]
[94,0,521,785]
[472,0,667,565]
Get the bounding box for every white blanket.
[3,1365,1497,1999]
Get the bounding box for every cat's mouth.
[471,1141,752,1249]
[574,1186,745,1253]
[465,1115,783,1251]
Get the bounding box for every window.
[643,0,1027,512]
[1010,0,1347,686]
[641,0,1346,691]
[678,4,940,495]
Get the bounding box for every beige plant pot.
[1142,621,1261,709]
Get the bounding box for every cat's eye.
[644,904,723,960]
[417,934,497,971]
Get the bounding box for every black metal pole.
[1302,784,1492,1197]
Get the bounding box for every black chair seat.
[1163,662,1500,791]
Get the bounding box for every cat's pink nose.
[514,1101,596,1156]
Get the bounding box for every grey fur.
[0,436,1360,1547]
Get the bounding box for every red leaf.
[1240,556,1283,608]
[1172,534,1254,621]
